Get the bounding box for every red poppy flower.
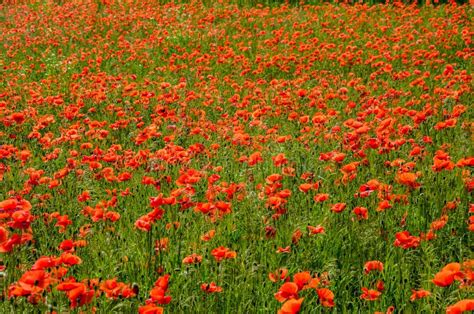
[307,225,325,235]
[278,298,304,314]
[201,282,223,293]
[139,304,164,314]
[182,253,203,265]
[269,268,289,283]
[331,203,346,213]
[274,282,299,302]
[211,246,237,262]
[446,299,474,314]
[361,287,382,301]
[364,261,384,274]
[410,289,431,301]
[317,288,335,307]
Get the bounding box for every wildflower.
[201,282,222,293]
[278,298,304,314]
[211,246,237,262]
[274,282,299,302]
[364,261,384,274]
[446,299,474,314]
[269,268,289,283]
[331,203,346,213]
[182,253,203,265]
[361,287,382,301]
[139,304,164,314]
[149,274,171,305]
[317,288,335,307]
[410,289,431,301]
[307,225,325,235]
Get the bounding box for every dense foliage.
[0,1,472,313]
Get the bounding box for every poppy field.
[0,0,473,313]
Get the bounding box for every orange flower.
[182,253,203,265]
[298,183,313,193]
[8,210,34,229]
[410,289,431,301]
[58,239,75,252]
[274,282,299,302]
[396,172,421,188]
[266,174,283,184]
[201,282,223,293]
[0,199,20,211]
[0,226,9,243]
[432,263,463,287]
[314,193,329,202]
[247,152,263,166]
[56,280,94,308]
[364,261,384,274]
[446,299,474,314]
[269,268,289,283]
[31,256,61,270]
[293,272,311,290]
[331,203,346,213]
[307,225,325,235]
[201,229,216,241]
[77,191,91,202]
[278,298,304,314]
[276,246,291,254]
[9,270,51,298]
[149,274,171,305]
[394,231,421,249]
[353,206,368,220]
[360,287,381,301]
[211,246,237,262]
[272,153,288,167]
[341,162,359,173]
[291,229,303,245]
[155,238,169,252]
[138,304,164,314]
[316,288,335,307]
[99,278,136,299]
[433,271,457,287]
[374,306,395,314]
[60,252,82,266]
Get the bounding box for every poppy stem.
[147,227,153,272]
